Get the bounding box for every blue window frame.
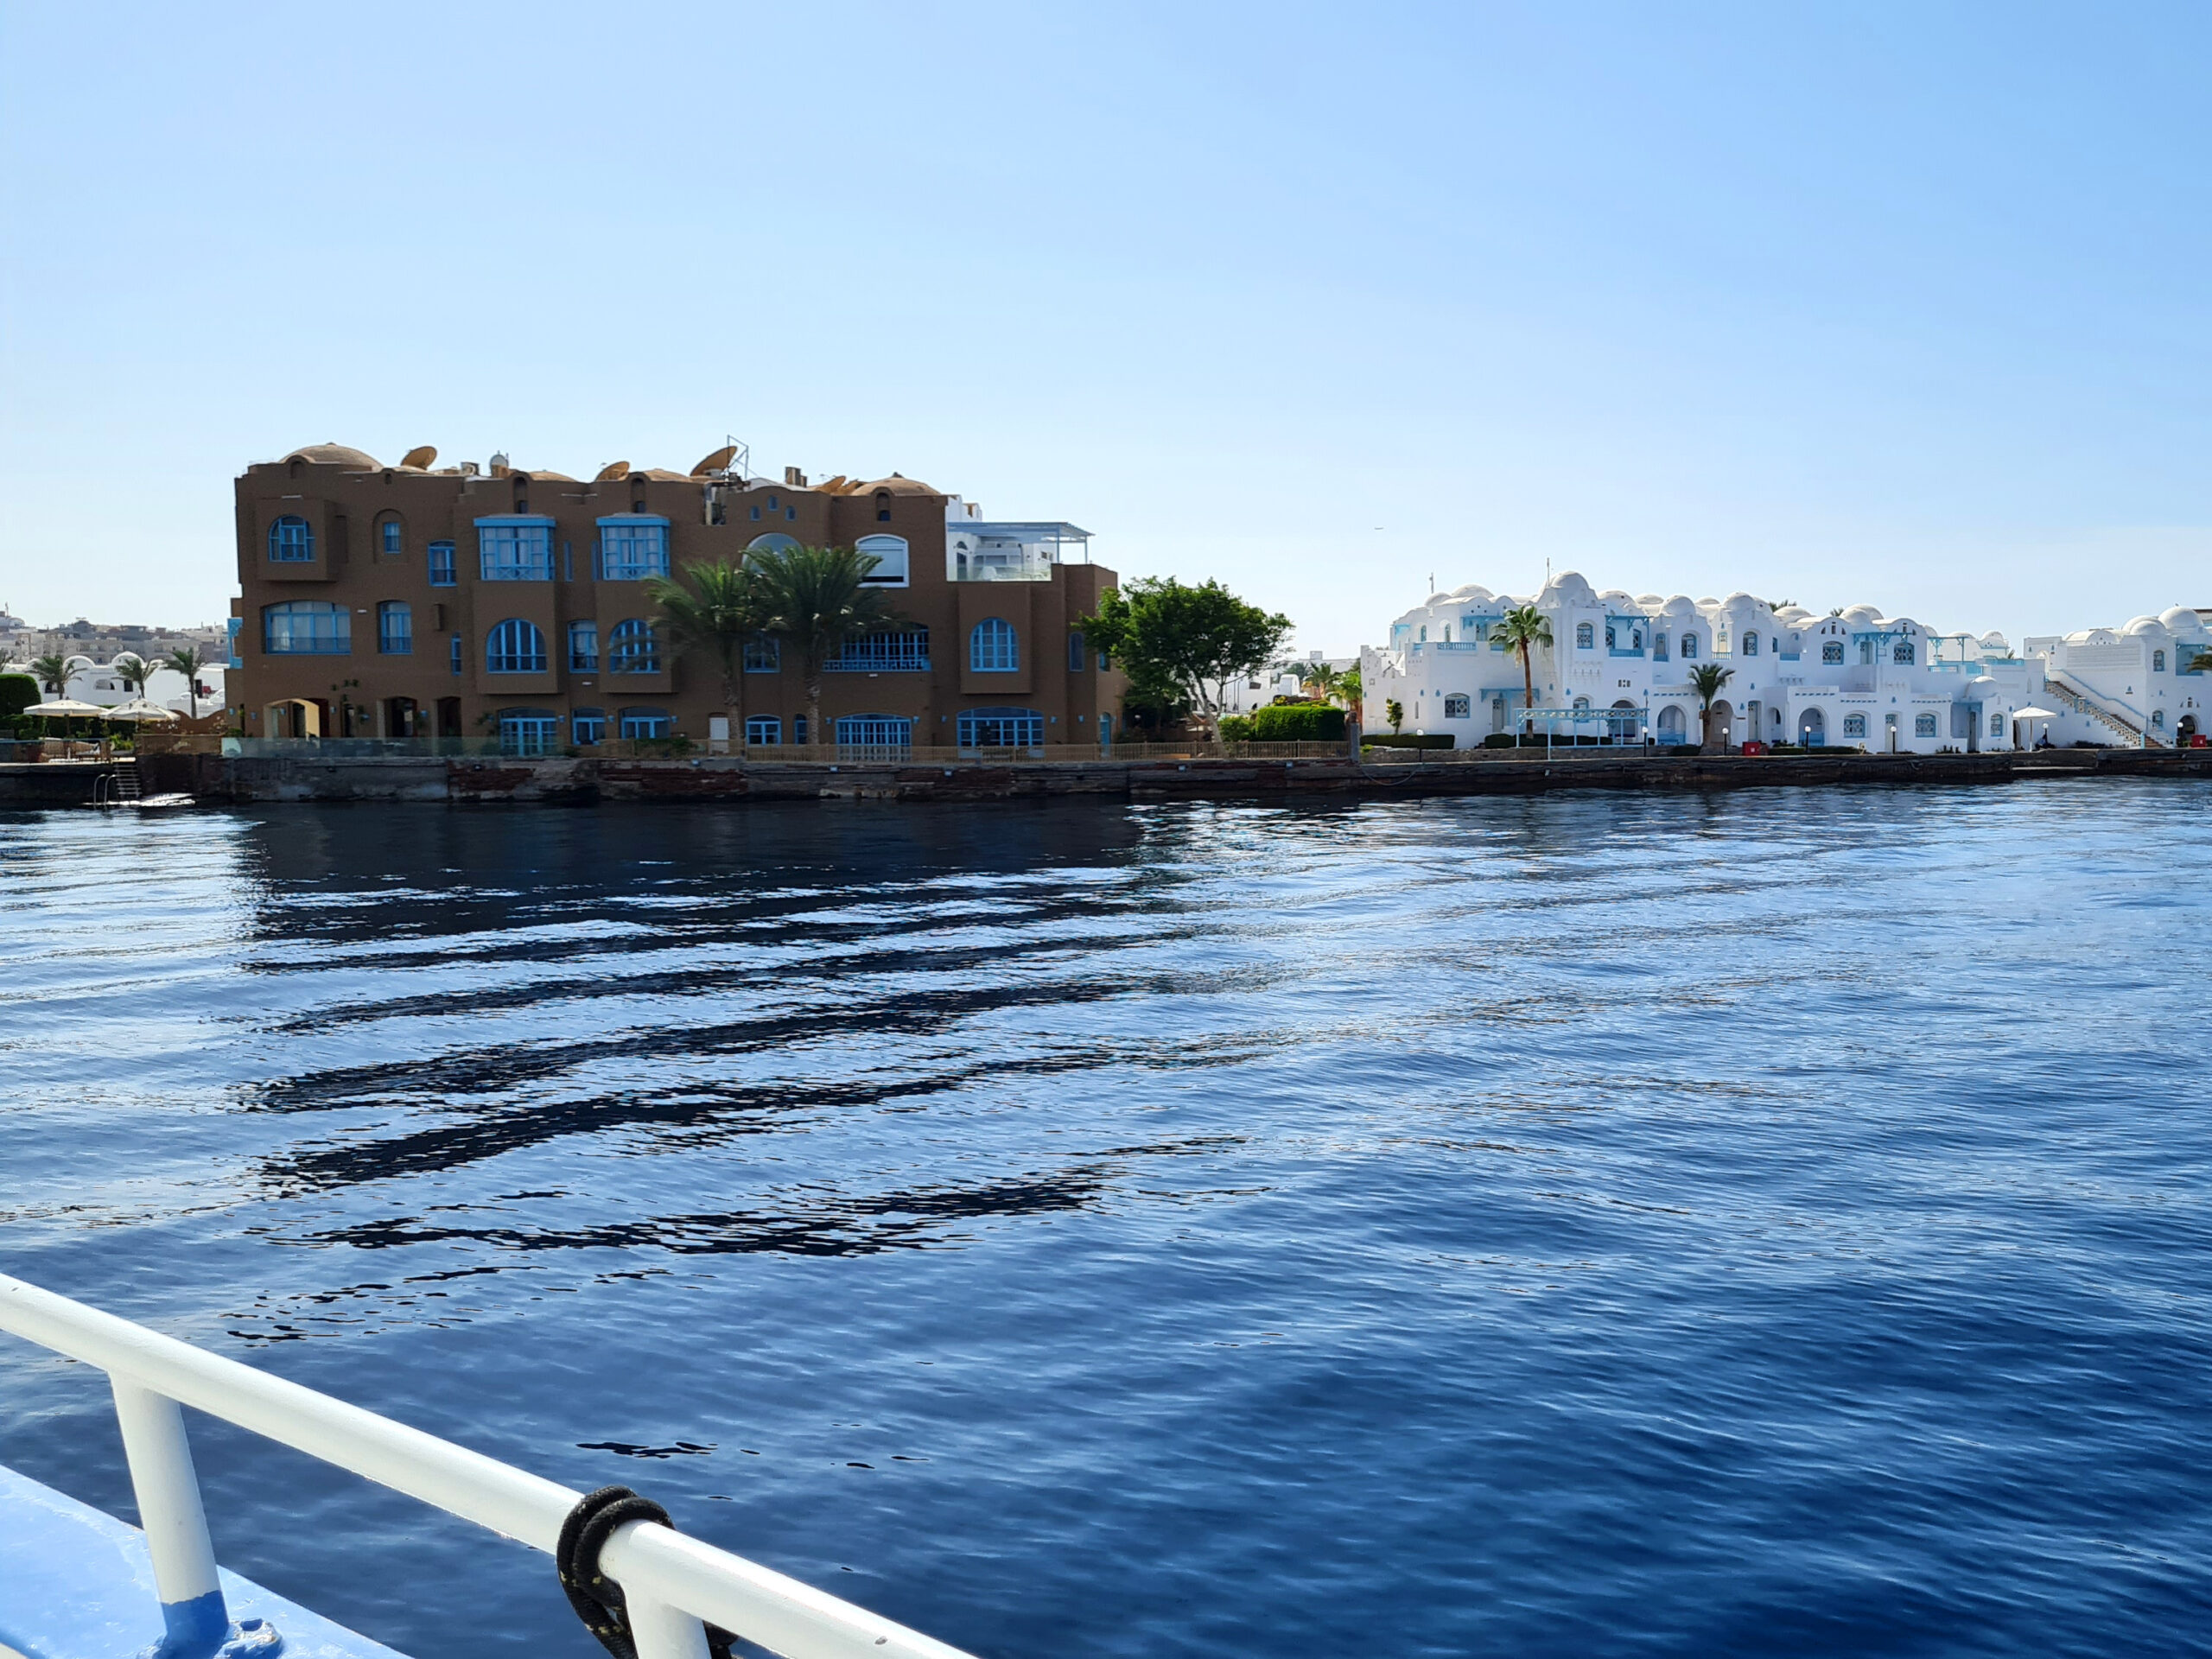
[957,707,1043,748]
[827,630,930,671]
[620,707,671,739]
[379,518,403,557]
[793,716,806,744]
[268,516,315,563]
[486,619,548,673]
[226,617,243,669]
[1575,622,1594,649]
[744,635,780,673]
[569,620,599,671]
[499,711,560,755]
[745,715,781,746]
[1744,631,1760,657]
[969,618,1019,671]
[262,601,348,654]
[855,534,908,586]
[449,634,462,674]
[1822,641,1844,664]
[1068,632,1085,671]
[572,708,607,744]
[595,516,671,582]
[428,542,456,586]
[1893,641,1916,664]
[377,601,413,654]
[1680,633,1699,659]
[608,620,660,673]
[476,518,556,580]
[835,715,912,748]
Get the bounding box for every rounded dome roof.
[284,443,379,469]
[1541,570,1598,604]
[1448,583,1493,601]
[1660,594,1700,614]
[2124,614,2165,635]
[862,474,940,496]
[2158,605,2206,634]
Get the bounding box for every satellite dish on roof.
[400,445,437,469]
[691,445,739,476]
[594,461,631,482]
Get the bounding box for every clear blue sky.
[4,2,2207,653]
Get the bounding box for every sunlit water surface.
[2,787,2209,1658]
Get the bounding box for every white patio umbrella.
[25,699,108,718]
[103,699,178,722]
[2010,706,2063,721]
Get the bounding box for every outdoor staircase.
[2044,670,2162,747]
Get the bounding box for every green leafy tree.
[1077,578,1294,729]
[745,544,902,746]
[1337,664,1363,721]
[2192,648,2212,674]
[0,673,38,721]
[110,652,152,699]
[649,558,771,742]
[1385,697,1404,734]
[1490,605,1553,731]
[1688,663,1735,748]
[163,645,209,720]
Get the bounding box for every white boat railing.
[0,1272,977,1659]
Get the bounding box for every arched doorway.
[385,696,420,739]
[1656,704,1687,747]
[1705,698,1734,751]
[1799,707,1826,748]
[1608,699,1638,744]
[264,698,325,740]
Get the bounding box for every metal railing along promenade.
[0,1273,975,1659]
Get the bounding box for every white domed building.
[1361,575,2069,753]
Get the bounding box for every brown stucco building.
[227,443,1122,752]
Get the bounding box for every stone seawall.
[111,747,2212,806]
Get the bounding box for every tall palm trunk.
[1518,644,1535,731]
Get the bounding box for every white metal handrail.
[0,1273,977,1659]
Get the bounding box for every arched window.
[1443,694,1471,719]
[568,621,599,671]
[572,708,607,744]
[262,601,348,653]
[1680,632,1699,659]
[619,707,671,739]
[1915,713,1937,737]
[746,532,799,554]
[1653,632,1669,662]
[874,491,893,523]
[970,618,1019,671]
[608,620,660,673]
[957,707,1043,748]
[1893,641,1915,664]
[486,619,547,673]
[377,514,404,558]
[855,533,909,586]
[377,601,412,655]
[2152,709,2166,729]
[1575,622,1594,649]
[1843,713,1867,738]
[1744,631,1759,656]
[1822,641,1844,664]
[1990,712,2004,737]
[268,516,315,563]
[745,715,781,746]
[2153,649,2167,672]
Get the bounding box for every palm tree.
[1294,661,1342,701]
[163,645,208,719]
[1688,663,1735,750]
[744,544,902,747]
[1385,697,1404,734]
[648,559,770,745]
[1337,664,1363,721]
[1490,605,1552,734]
[111,652,152,700]
[29,652,74,698]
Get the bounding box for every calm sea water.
[3,785,2209,1658]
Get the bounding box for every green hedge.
[1363,732,1455,750]
[1218,715,1254,742]
[1250,703,1345,741]
[0,674,38,720]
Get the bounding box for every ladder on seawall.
[93,758,141,807]
[0,1273,977,1659]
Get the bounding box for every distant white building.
[2024,607,2210,747]
[1361,573,2081,753]
[5,654,226,717]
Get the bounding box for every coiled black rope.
[557,1484,735,1659]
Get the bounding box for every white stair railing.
[0,1273,977,1659]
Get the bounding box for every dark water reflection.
[3,787,2209,1657]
